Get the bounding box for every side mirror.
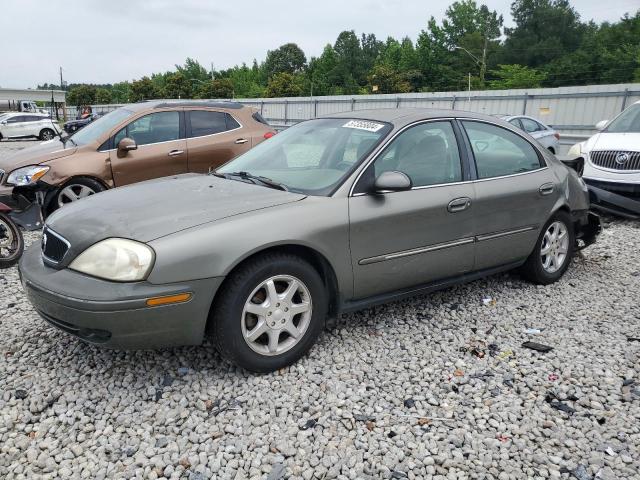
[374,171,412,193]
[117,137,137,155]
[595,120,608,131]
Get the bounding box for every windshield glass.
[70,108,134,146]
[217,118,391,195]
[606,103,640,133]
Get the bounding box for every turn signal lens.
[146,293,192,307]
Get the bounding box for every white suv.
[569,100,640,218]
[0,113,60,141]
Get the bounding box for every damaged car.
[567,100,640,218]
[19,109,600,372]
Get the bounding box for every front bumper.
[19,244,224,349]
[584,178,640,219]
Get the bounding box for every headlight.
[69,238,155,282]
[6,165,50,186]
[567,142,585,157]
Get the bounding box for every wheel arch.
[206,243,341,333]
[43,175,110,213]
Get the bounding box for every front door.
[349,120,475,299]
[461,120,559,270]
[110,110,187,186]
[185,110,251,173]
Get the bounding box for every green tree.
[333,30,365,91]
[368,65,411,94]
[111,82,131,103]
[163,72,192,99]
[130,76,162,102]
[307,45,340,96]
[197,78,235,98]
[67,85,97,106]
[95,88,112,104]
[265,72,304,97]
[176,57,211,83]
[264,43,307,79]
[488,64,546,89]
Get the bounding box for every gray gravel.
[1,140,639,479]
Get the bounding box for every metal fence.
[68,83,640,155]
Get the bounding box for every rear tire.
[521,211,574,285]
[211,253,327,372]
[0,214,24,269]
[40,128,55,141]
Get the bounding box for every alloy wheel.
[241,275,312,356]
[57,185,96,208]
[41,130,54,141]
[540,221,569,274]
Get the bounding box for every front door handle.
[447,197,472,213]
[539,183,554,196]
[235,138,249,144]
[168,150,184,157]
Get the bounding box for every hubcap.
[0,218,17,258]
[241,275,312,356]
[42,130,54,140]
[58,184,96,208]
[540,221,569,274]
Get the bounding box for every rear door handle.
[447,197,472,213]
[235,138,249,144]
[539,183,554,196]
[168,150,184,157]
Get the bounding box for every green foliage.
[488,64,546,89]
[265,73,304,97]
[67,84,96,106]
[50,2,640,101]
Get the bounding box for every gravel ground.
[0,140,639,480]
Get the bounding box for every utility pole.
[211,62,215,81]
[468,73,471,107]
[480,34,488,86]
[59,67,64,91]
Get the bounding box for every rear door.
[349,120,475,299]
[461,120,559,270]
[185,110,251,173]
[109,110,187,186]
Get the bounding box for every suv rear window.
[188,111,241,137]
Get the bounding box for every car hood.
[586,132,640,152]
[0,140,77,172]
[46,173,306,250]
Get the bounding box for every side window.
[373,121,462,188]
[189,111,227,137]
[463,121,542,179]
[520,117,543,133]
[226,113,240,130]
[116,111,180,146]
[508,118,523,130]
[7,116,25,124]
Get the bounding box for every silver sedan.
[20,109,600,372]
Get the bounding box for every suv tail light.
[554,132,560,140]
[264,132,276,139]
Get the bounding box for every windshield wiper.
[214,171,289,192]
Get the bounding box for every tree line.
[40,0,640,105]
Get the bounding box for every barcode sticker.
[342,120,385,132]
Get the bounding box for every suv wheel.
[521,211,574,284]
[40,128,55,141]
[211,253,327,372]
[54,177,106,211]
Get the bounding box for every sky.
[1,0,638,88]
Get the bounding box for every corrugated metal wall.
[72,83,640,154]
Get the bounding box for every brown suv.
[0,101,275,213]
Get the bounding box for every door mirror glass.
[595,120,608,131]
[374,171,412,193]
[117,137,137,155]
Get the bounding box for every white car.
[500,115,560,154]
[0,113,60,141]
[568,100,640,218]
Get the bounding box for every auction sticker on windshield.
[342,120,385,132]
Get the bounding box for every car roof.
[322,108,500,128]
[122,100,247,112]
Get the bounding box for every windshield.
[217,118,391,195]
[606,103,640,133]
[70,108,134,146]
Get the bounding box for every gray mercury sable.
[19,109,601,372]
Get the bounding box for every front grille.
[590,150,640,171]
[42,227,69,263]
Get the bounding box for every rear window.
[188,111,241,137]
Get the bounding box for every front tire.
[50,177,106,214]
[0,214,24,269]
[211,253,327,372]
[521,211,574,285]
